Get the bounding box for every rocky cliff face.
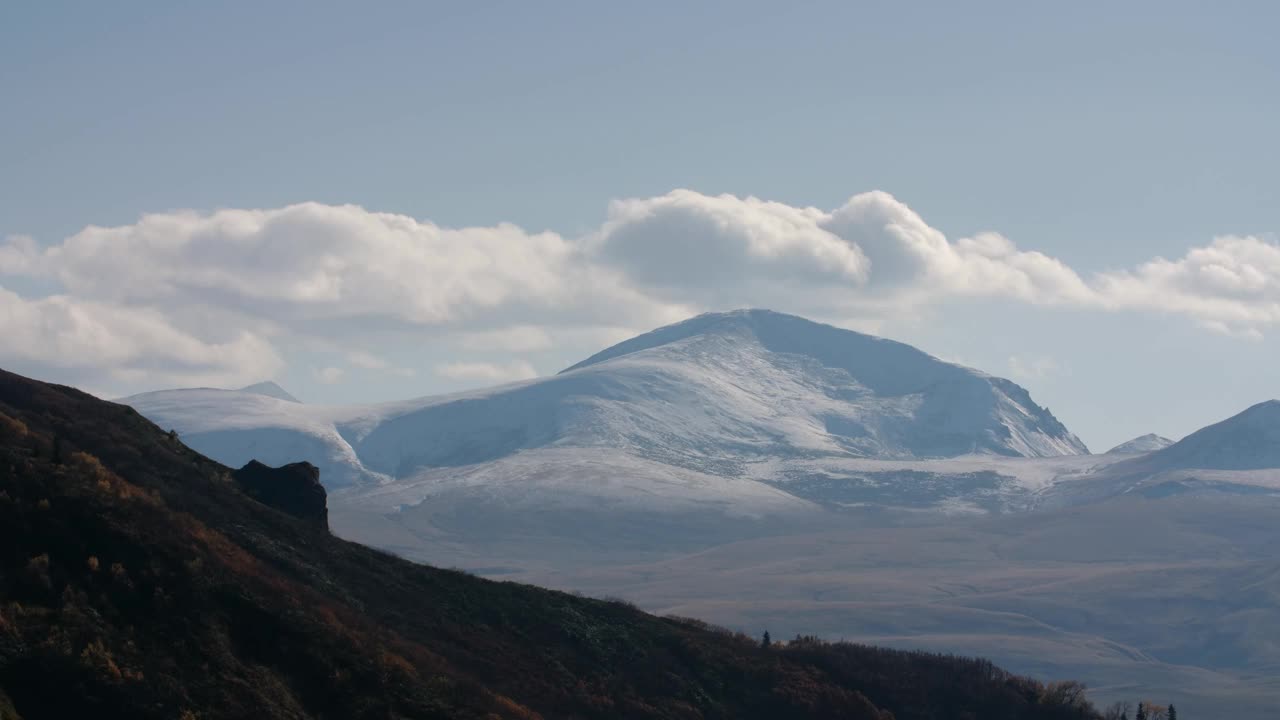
[232,460,328,528]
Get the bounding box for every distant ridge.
[1134,400,1280,471]
[238,381,300,403]
[1105,433,1175,455]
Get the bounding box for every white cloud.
[3,191,1279,394]
[586,189,1099,315]
[593,190,868,307]
[0,284,281,388]
[1093,235,1280,336]
[0,235,38,274]
[435,360,539,383]
[12,202,681,331]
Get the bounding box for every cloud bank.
[2,190,1277,391]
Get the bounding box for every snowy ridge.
[126,312,1280,522]
[1123,400,1280,472]
[1105,434,1175,455]
[127,309,1091,516]
[561,310,1088,459]
[129,308,1085,499]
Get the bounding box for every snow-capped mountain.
[558,310,1088,459]
[1105,433,1175,455]
[127,310,1085,498]
[1129,400,1280,472]
[1039,401,1280,507]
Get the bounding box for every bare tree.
[1143,703,1168,720]
[1041,680,1090,709]
[1104,701,1132,720]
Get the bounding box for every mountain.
[1040,401,1280,509]
[561,310,1087,458]
[1105,433,1175,455]
[124,386,380,488]
[0,366,1102,720]
[238,381,301,403]
[1136,400,1280,471]
[125,311,1086,521]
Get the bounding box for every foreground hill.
[0,367,1101,719]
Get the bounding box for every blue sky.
[2,1,1278,450]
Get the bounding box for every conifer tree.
[761,630,771,649]
[1166,704,1176,720]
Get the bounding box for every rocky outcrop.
[232,459,327,529]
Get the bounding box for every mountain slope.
[124,386,382,488]
[126,311,1086,522]
[0,367,1101,720]
[1039,402,1280,508]
[560,310,1087,459]
[1137,400,1280,471]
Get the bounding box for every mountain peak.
[563,309,917,377]
[238,381,300,403]
[1106,433,1175,455]
[560,309,1086,458]
[1244,398,1280,413]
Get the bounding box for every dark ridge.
[232,460,328,529]
[0,367,1102,719]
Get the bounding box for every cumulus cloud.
[0,284,281,388]
[588,189,1098,314]
[0,235,38,274]
[2,190,1278,394]
[435,360,539,383]
[593,191,867,306]
[10,202,682,333]
[1093,235,1280,337]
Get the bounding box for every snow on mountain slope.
[1038,401,1280,507]
[124,387,388,487]
[127,309,1087,516]
[1136,400,1280,471]
[557,310,1088,459]
[1105,433,1175,455]
[338,447,816,516]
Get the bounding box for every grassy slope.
[0,368,1098,720]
